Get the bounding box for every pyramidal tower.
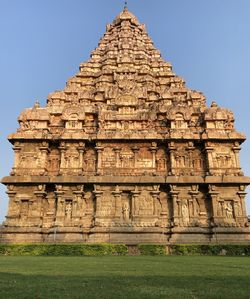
[1,7,250,244]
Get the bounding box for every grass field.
[0,256,250,299]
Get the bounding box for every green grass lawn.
[0,256,249,299]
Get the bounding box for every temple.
[1,8,250,244]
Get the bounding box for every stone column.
[12,143,22,175]
[132,146,139,169]
[150,143,158,169]
[59,142,66,174]
[188,197,194,218]
[168,142,176,175]
[237,186,248,226]
[5,186,18,225]
[131,186,140,218]
[208,185,220,225]
[112,185,122,219]
[39,142,49,174]
[95,146,104,174]
[73,186,84,219]
[33,185,47,226]
[114,148,121,168]
[151,190,160,216]
[93,186,103,219]
[78,143,85,174]
[186,143,193,169]
[189,185,199,218]
[170,186,180,226]
[205,143,214,174]
[232,142,241,170]
[158,192,169,228]
[55,185,65,226]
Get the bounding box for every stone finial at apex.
[33,100,40,109]
[124,1,128,10]
[114,3,139,25]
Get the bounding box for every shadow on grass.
[0,271,250,299]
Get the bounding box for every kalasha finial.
[34,100,40,109]
[124,0,128,10]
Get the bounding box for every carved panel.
[13,142,48,175]
[137,190,154,216]
[83,147,96,174]
[99,142,168,175]
[47,147,60,175]
[95,190,115,219]
[206,142,241,176]
[60,142,81,174]
[170,142,205,176]
[156,147,168,173]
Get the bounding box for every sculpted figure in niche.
[20,200,29,218]
[234,201,241,217]
[122,202,130,222]
[45,193,56,215]
[84,191,94,212]
[225,202,234,219]
[216,154,231,168]
[175,153,186,168]
[217,201,224,217]
[120,153,133,168]
[84,149,96,172]
[47,149,60,173]
[196,196,207,216]
[29,121,39,130]
[225,115,234,129]
[154,198,162,216]
[159,192,168,214]
[57,198,64,215]
[20,121,30,131]
[191,150,203,171]
[65,201,72,220]
[68,114,79,127]
[156,158,166,171]
[65,152,79,169]
[182,201,189,224]
[175,113,186,129]
[216,121,225,129]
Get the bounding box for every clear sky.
[0,0,250,222]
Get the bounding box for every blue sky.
[0,0,250,222]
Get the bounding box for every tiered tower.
[1,8,250,244]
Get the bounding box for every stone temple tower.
[1,7,250,244]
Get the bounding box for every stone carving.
[47,148,60,174]
[137,190,154,216]
[97,191,115,217]
[65,201,72,220]
[20,200,29,219]
[170,143,205,176]
[1,6,250,244]
[83,148,96,173]
[181,201,189,225]
[122,202,130,222]
[206,142,241,176]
